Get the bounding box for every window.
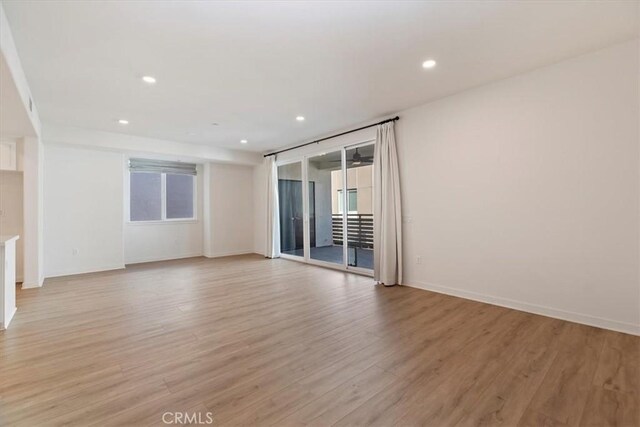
[166,174,194,219]
[129,159,197,222]
[337,189,358,214]
[130,172,162,221]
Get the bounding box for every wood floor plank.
[201,329,380,424]
[281,365,398,426]
[579,386,639,427]
[455,318,565,426]
[391,312,544,426]
[331,373,416,427]
[518,324,608,426]
[592,332,640,395]
[0,255,637,426]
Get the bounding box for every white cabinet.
[0,141,17,171]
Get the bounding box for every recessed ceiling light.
[240,139,248,144]
[296,116,305,121]
[211,123,219,126]
[142,76,156,84]
[422,59,436,69]
[118,119,129,125]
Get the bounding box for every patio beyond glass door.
[345,145,374,269]
[277,143,374,274]
[307,151,343,266]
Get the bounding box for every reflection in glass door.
[277,162,304,258]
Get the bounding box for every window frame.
[127,170,197,224]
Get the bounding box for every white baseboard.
[205,249,254,258]
[1,306,17,330]
[125,252,203,265]
[21,282,42,289]
[45,264,126,279]
[406,280,640,336]
[22,276,44,289]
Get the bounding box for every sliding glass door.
[277,161,304,258]
[307,150,343,266]
[276,142,374,274]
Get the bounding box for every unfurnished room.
[0,1,638,426]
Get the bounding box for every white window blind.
[128,158,197,175]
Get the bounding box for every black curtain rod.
[263,116,399,158]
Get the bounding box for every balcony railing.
[331,214,373,249]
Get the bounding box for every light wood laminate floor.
[1,255,638,426]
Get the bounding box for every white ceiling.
[2,1,638,152]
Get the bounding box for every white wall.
[253,163,267,256]
[22,136,44,287]
[42,142,254,274]
[1,3,44,288]
[42,140,257,276]
[254,40,640,334]
[125,221,204,264]
[208,163,254,257]
[44,144,124,277]
[397,40,639,334]
[41,123,262,270]
[44,124,262,166]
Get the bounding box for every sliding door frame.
[341,140,376,276]
[275,139,375,277]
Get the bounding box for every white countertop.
[0,235,19,246]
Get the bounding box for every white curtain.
[265,156,281,258]
[373,122,403,286]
